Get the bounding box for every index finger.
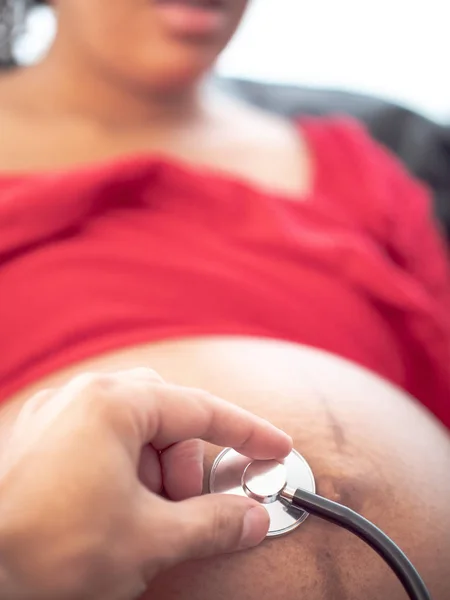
[117,375,293,460]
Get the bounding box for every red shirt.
[1,118,449,427]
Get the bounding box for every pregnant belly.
[3,336,450,600]
[3,335,437,437]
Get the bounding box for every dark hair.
[0,0,37,68]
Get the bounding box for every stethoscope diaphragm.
[209,448,431,600]
[208,448,316,538]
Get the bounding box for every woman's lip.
[153,2,227,37]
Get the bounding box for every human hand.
[0,368,292,600]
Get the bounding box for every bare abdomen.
[4,336,450,599]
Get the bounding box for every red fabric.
[0,118,449,427]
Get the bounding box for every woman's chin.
[131,53,216,92]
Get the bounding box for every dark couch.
[216,78,450,242]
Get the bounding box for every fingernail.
[240,505,269,549]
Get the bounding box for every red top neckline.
[0,117,322,205]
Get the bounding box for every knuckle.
[62,368,164,420]
[193,387,215,400]
[190,388,218,409]
[72,372,114,394]
[131,367,164,382]
[192,388,220,423]
[31,387,54,399]
[28,387,54,405]
[67,372,119,409]
[69,371,102,392]
[22,389,54,415]
[115,366,165,386]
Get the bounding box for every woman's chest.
[0,106,308,197]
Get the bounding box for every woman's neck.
[12,50,212,133]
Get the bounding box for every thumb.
[161,494,269,565]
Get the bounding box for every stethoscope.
[209,448,431,600]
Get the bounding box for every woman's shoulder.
[299,114,412,197]
[217,93,431,220]
[299,114,438,235]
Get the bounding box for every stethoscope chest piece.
[209,448,316,538]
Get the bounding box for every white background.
[15,0,450,123]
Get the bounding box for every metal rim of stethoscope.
[208,447,316,537]
[208,448,432,600]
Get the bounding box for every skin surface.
[0,1,449,598]
[0,367,292,600]
[4,338,450,600]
